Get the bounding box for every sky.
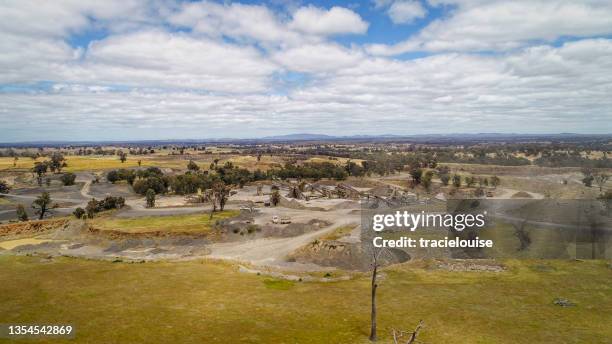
[1,0,611,142]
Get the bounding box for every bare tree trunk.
[209,201,217,219]
[370,263,378,342]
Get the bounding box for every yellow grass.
[91,210,240,233]
[306,156,365,166]
[321,224,357,241]
[0,256,610,343]
[0,156,151,172]
[0,238,56,250]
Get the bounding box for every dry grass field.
[0,256,609,343]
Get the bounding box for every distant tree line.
[105,161,353,196]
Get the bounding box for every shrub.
[86,199,99,218]
[73,207,86,219]
[61,172,76,186]
[133,176,166,195]
[452,174,461,187]
[106,170,119,183]
[0,180,10,193]
[16,204,28,221]
[84,196,125,218]
[146,189,155,208]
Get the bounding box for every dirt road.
[208,208,359,269]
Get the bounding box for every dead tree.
[370,247,394,342]
[513,218,531,251]
[392,320,424,344]
[594,173,609,192]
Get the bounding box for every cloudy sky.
[1,0,611,142]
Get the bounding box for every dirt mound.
[89,182,136,199]
[0,218,69,237]
[278,196,305,209]
[368,185,395,197]
[288,240,367,270]
[264,219,331,238]
[331,200,359,210]
[511,191,533,198]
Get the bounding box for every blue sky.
[0,0,611,142]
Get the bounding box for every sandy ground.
[489,188,544,199]
[207,207,360,270]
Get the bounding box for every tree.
[49,152,66,173]
[32,162,48,186]
[106,170,119,183]
[137,160,142,166]
[146,188,156,208]
[391,321,424,344]
[465,176,476,187]
[490,175,500,188]
[368,247,395,342]
[16,204,28,221]
[0,180,9,193]
[13,156,18,167]
[187,160,200,172]
[271,186,280,206]
[409,168,423,187]
[370,250,381,342]
[452,174,461,187]
[132,176,167,195]
[594,173,609,192]
[32,192,52,220]
[86,199,99,218]
[118,150,127,163]
[439,174,450,186]
[212,182,229,211]
[61,172,76,186]
[422,171,434,191]
[582,167,594,187]
[73,207,86,219]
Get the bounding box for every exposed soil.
[0,218,69,238]
[263,219,332,238]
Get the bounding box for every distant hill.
[260,133,336,141]
[1,132,610,147]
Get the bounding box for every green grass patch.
[91,210,239,233]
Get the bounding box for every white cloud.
[0,0,611,141]
[2,39,611,141]
[388,1,427,24]
[273,43,364,73]
[168,1,303,46]
[79,30,278,92]
[289,6,369,36]
[368,0,612,55]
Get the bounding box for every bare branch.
[391,320,424,344]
